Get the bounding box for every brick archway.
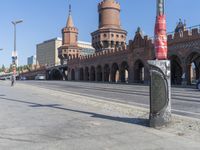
[111,63,119,83]
[170,55,183,85]
[84,67,89,81]
[134,60,144,83]
[104,64,110,82]
[90,66,96,81]
[71,69,75,81]
[186,52,200,84]
[49,69,63,80]
[79,68,84,81]
[97,65,103,82]
[120,61,129,83]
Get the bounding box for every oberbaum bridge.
[21,0,200,86]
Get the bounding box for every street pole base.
[148,60,172,128]
[149,110,172,128]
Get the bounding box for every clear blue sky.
[0,0,199,67]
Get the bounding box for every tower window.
[99,14,102,25]
[104,34,107,37]
[116,35,119,38]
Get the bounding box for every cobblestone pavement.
[0,81,200,150]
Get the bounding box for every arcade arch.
[111,63,120,83]
[134,60,144,83]
[120,61,129,83]
[170,55,182,85]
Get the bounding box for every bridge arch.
[97,65,103,82]
[84,67,89,81]
[104,64,110,82]
[186,51,200,84]
[134,59,144,83]
[79,68,84,81]
[120,61,129,83]
[90,66,96,81]
[49,68,63,80]
[71,69,75,81]
[170,55,183,85]
[111,63,120,83]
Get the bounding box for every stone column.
[148,60,171,128]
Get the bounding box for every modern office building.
[27,55,36,65]
[36,38,62,67]
[78,41,95,56]
[37,37,94,67]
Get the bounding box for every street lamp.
[11,20,23,84]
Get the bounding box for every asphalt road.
[19,81,200,119]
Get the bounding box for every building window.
[99,14,102,25]
[116,35,119,38]
[104,34,107,37]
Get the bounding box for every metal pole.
[12,23,17,85]
[148,0,171,128]
[14,23,16,57]
[11,20,23,85]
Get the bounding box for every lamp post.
[11,20,23,84]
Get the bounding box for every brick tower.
[58,5,79,65]
[91,0,127,52]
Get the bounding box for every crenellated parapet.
[62,27,78,33]
[92,0,127,52]
[167,27,200,44]
[128,34,154,50]
[68,46,129,64]
[98,0,120,11]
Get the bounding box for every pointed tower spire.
[58,2,79,65]
[69,4,71,15]
[66,4,74,27]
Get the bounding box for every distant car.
[0,77,6,80]
[196,80,200,90]
[20,76,27,80]
[35,74,46,80]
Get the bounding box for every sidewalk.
[0,81,200,150]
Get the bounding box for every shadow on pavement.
[0,96,149,127]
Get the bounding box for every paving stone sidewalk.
[0,81,200,150]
